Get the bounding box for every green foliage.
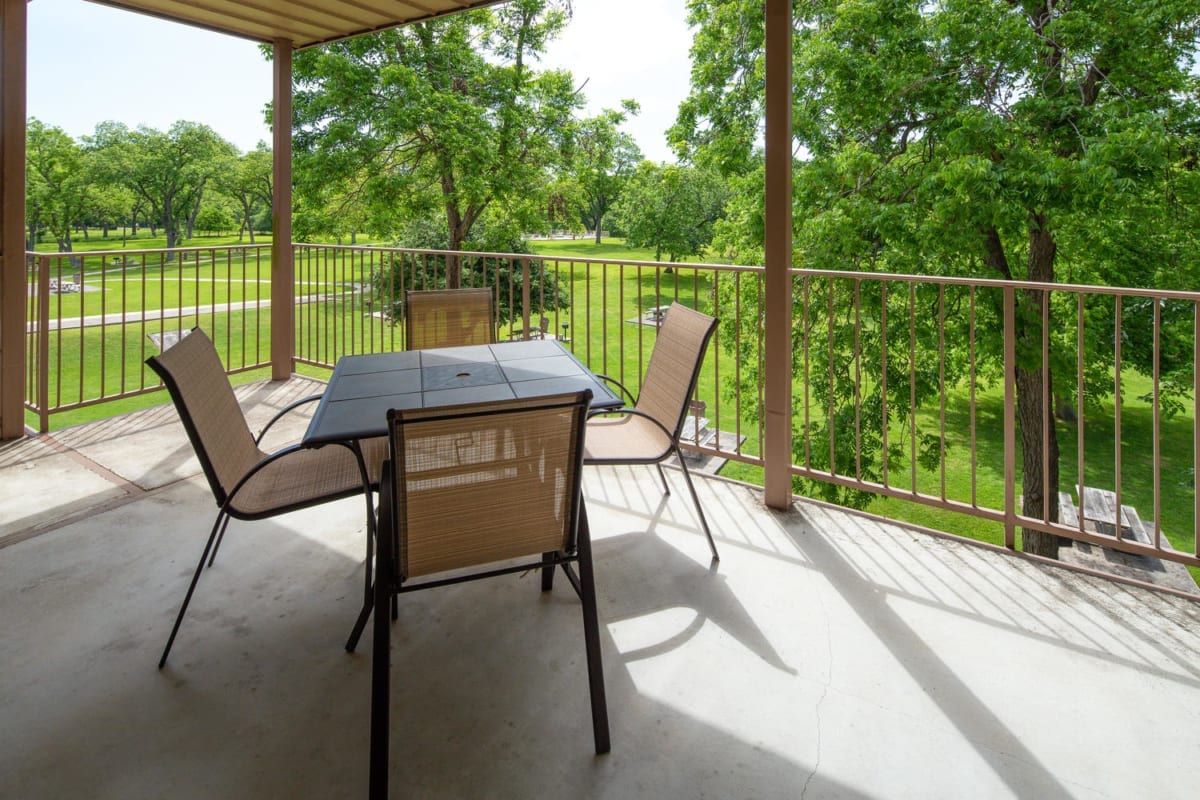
[215,145,273,242]
[26,119,93,254]
[610,162,730,262]
[370,213,568,325]
[85,120,238,251]
[563,102,643,241]
[290,0,579,284]
[677,0,1200,522]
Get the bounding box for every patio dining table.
[301,338,623,649]
[303,338,622,447]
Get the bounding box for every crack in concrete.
[801,571,834,799]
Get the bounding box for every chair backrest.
[387,391,590,579]
[405,288,496,349]
[636,302,718,439]
[145,328,261,506]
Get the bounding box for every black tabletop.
[303,339,623,446]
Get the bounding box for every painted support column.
[271,39,295,381]
[0,0,27,439]
[763,0,794,510]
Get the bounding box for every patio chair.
[583,302,720,561]
[404,287,496,349]
[368,391,608,798]
[146,328,386,669]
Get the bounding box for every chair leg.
[654,463,672,495]
[345,601,372,653]
[674,448,720,562]
[541,551,556,591]
[368,494,395,800]
[576,504,611,754]
[205,513,232,568]
[159,510,226,669]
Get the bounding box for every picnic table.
[1056,485,1198,593]
[1059,485,1151,544]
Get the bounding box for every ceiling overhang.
[85,0,512,49]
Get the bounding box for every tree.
[26,119,93,255]
[567,102,643,242]
[610,162,729,262]
[87,121,237,253]
[290,0,579,287]
[675,0,1200,557]
[216,145,273,243]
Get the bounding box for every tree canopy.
[290,0,580,286]
[610,161,729,262]
[564,101,643,242]
[86,121,238,252]
[675,0,1200,555]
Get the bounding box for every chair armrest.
[585,406,675,440]
[255,393,323,444]
[592,374,637,407]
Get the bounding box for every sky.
[27,0,694,164]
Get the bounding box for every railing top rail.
[291,242,764,274]
[788,266,1200,302]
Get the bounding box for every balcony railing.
[24,246,274,430]
[24,243,1200,580]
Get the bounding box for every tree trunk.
[185,189,204,240]
[1017,218,1060,558]
[594,216,602,244]
[1016,362,1061,557]
[240,198,255,243]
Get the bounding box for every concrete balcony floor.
[3,378,1200,799]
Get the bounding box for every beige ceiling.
[86,0,512,49]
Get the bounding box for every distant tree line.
[26,119,274,254]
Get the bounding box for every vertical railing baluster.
[1077,294,1085,537]
[1194,301,1200,558]
[969,287,977,508]
[1114,296,1123,543]
[37,255,50,432]
[802,275,811,470]
[1153,296,1162,550]
[1003,285,1016,549]
[1042,289,1050,525]
[854,279,862,481]
[880,281,889,490]
[521,257,531,340]
[828,277,836,476]
[909,283,917,496]
[939,285,946,501]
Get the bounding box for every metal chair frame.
[368,391,609,799]
[585,303,720,561]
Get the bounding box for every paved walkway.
[26,293,339,333]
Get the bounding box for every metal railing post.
[520,257,531,339]
[36,255,50,432]
[763,0,794,510]
[1003,285,1016,549]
